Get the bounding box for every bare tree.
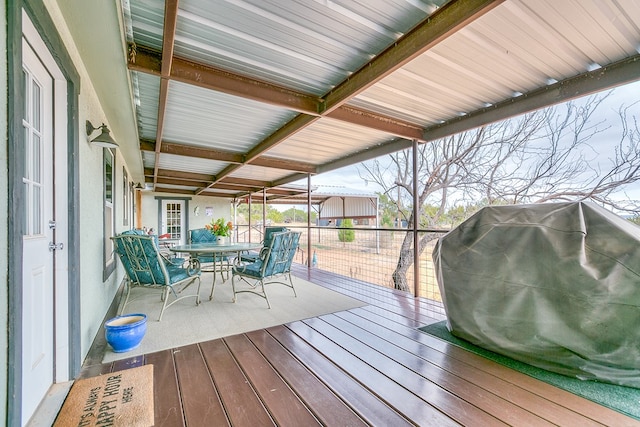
[360,93,640,292]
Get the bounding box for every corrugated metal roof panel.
[173,0,446,94]
[268,118,396,164]
[122,0,640,201]
[141,150,155,169]
[162,80,297,151]
[156,183,199,192]
[227,164,292,183]
[157,154,229,175]
[351,0,640,127]
[134,72,160,140]
[128,0,165,50]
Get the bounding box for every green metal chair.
[232,231,301,308]
[239,226,288,263]
[112,231,201,321]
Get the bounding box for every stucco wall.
[44,1,129,360]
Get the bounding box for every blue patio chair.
[239,226,288,263]
[189,228,233,280]
[112,231,201,321]
[129,229,186,267]
[232,231,301,308]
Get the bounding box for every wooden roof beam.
[130,47,428,141]
[152,0,179,189]
[140,140,317,173]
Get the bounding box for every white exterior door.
[21,36,55,424]
[21,14,70,425]
[161,200,186,244]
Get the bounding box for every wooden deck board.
[79,266,640,426]
[348,306,635,426]
[332,309,603,427]
[173,344,229,426]
[224,333,321,426]
[199,339,275,427]
[144,350,184,427]
[245,329,368,427]
[286,320,462,426]
[299,317,507,426]
[265,324,414,426]
[320,312,555,426]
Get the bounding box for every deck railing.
[235,224,448,302]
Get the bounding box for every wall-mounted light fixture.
[135,182,144,190]
[86,120,119,148]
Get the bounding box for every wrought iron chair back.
[112,231,201,321]
[239,226,288,263]
[232,230,301,308]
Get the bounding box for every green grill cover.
[433,201,640,388]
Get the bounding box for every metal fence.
[235,224,447,302]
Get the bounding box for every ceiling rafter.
[144,168,214,182]
[140,140,243,163]
[327,106,423,140]
[219,177,271,188]
[152,0,179,190]
[140,140,317,173]
[144,168,281,196]
[152,187,196,195]
[155,177,208,187]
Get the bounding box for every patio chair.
[239,226,288,263]
[232,230,301,308]
[130,229,186,266]
[189,228,232,280]
[112,231,201,321]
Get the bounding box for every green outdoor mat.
[418,321,640,420]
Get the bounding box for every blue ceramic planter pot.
[104,313,147,353]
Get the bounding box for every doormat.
[419,321,640,421]
[54,364,154,427]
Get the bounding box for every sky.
[295,79,640,211]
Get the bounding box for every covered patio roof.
[65,0,640,198]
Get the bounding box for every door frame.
[156,196,191,245]
[8,1,81,425]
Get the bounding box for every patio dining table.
[170,242,262,300]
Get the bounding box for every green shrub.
[338,219,356,242]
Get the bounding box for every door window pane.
[22,68,44,236]
[166,203,182,239]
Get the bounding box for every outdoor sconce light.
[135,182,144,190]
[86,120,119,148]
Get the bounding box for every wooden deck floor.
[80,265,638,426]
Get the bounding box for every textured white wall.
[44,0,131,360]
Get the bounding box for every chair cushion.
[190,228,217,244]
[233,259,264,278]
[166,264,193,283]
[239,251,260,263]
[263,226,288,247]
